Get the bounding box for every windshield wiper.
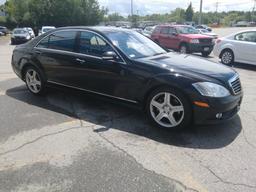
[152,52,166,56]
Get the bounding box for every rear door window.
[235,32,256,43]
[46,31,77,52]
[160,27,169,34]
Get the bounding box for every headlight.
[26,35,30,39]
[192,82,230,98]
[190,39,199,44]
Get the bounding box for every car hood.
[136,52,236,83]
[179,34,212,39]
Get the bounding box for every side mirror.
[102,51,118,61]
[172,32,178,36]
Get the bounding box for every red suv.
[151,25,215,57]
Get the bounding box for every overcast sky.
[0,0,254,15]
[99,0,254,15]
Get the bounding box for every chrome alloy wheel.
[222,51,233,65]
[25,69,42,93]
[150,92,185,128]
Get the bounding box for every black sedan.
[12,27,243,130]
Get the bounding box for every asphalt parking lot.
[0,28,256,192]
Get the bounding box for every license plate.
[204,47,210,51]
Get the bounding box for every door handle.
[76,58,86,64]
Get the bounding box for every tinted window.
[48,31,77,52]
[79,31,112,57]
[235,32,256,43]
[37,37,49,48]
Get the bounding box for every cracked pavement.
[0,30,256,192]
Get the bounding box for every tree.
[4,0,105,28]
[185,2,194,22]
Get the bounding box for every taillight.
[216,39,222,44]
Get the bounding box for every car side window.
[168,27,176,35]
[47,31,77,52]
[235,32,256,43]
[160,27,169,34]
[79,31,113,57]
[37,37,49,48]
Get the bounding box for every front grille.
[229,75,242,95]
[199,38,212,44]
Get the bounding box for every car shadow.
[233,62,256,71]
[6,82,242,150]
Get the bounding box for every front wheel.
[24,66,46,95]
[146,87,192,130]
[180,44,188,54]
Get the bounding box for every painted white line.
[0,91,6,96]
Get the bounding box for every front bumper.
[193,93,243,125]
[188,43,214,53]
[11,37,30,43]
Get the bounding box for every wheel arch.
[21,62,46,81]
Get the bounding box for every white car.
[25,27,35,38]
[38,26,56,36]
[213,30,256,66]
[197,29,218,39]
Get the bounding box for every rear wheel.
[146,87,192,130]
[221,49,234,66]
[24,66,46,95]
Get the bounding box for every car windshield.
[14,29,26,34]
[105,31,167,59]
[43,28,54,33]
[177,26,198,34]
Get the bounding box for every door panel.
[34,30,79,84]
[234,32,256,64]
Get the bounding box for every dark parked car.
[11,28,33,44]
[12,27,243,130]
[151,25,215,57]
[0,26,8,35]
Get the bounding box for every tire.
[220,49,234,66]
[24,66,46,96]
[146,87,192,130]
[201,51,211,57]
[180,44,189,54]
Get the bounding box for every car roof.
[155,25,192,28]
[54,26,134,34]
[13,28,26,30]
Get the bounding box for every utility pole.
[215,1,219,13]
[199,0,203,25]
[131,0,134,17]
[253,0,256,22]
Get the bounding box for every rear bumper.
[188,43,214,53]
[193,93,243,125]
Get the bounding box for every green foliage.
[3,0,105,28]
[185,3,194,22]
